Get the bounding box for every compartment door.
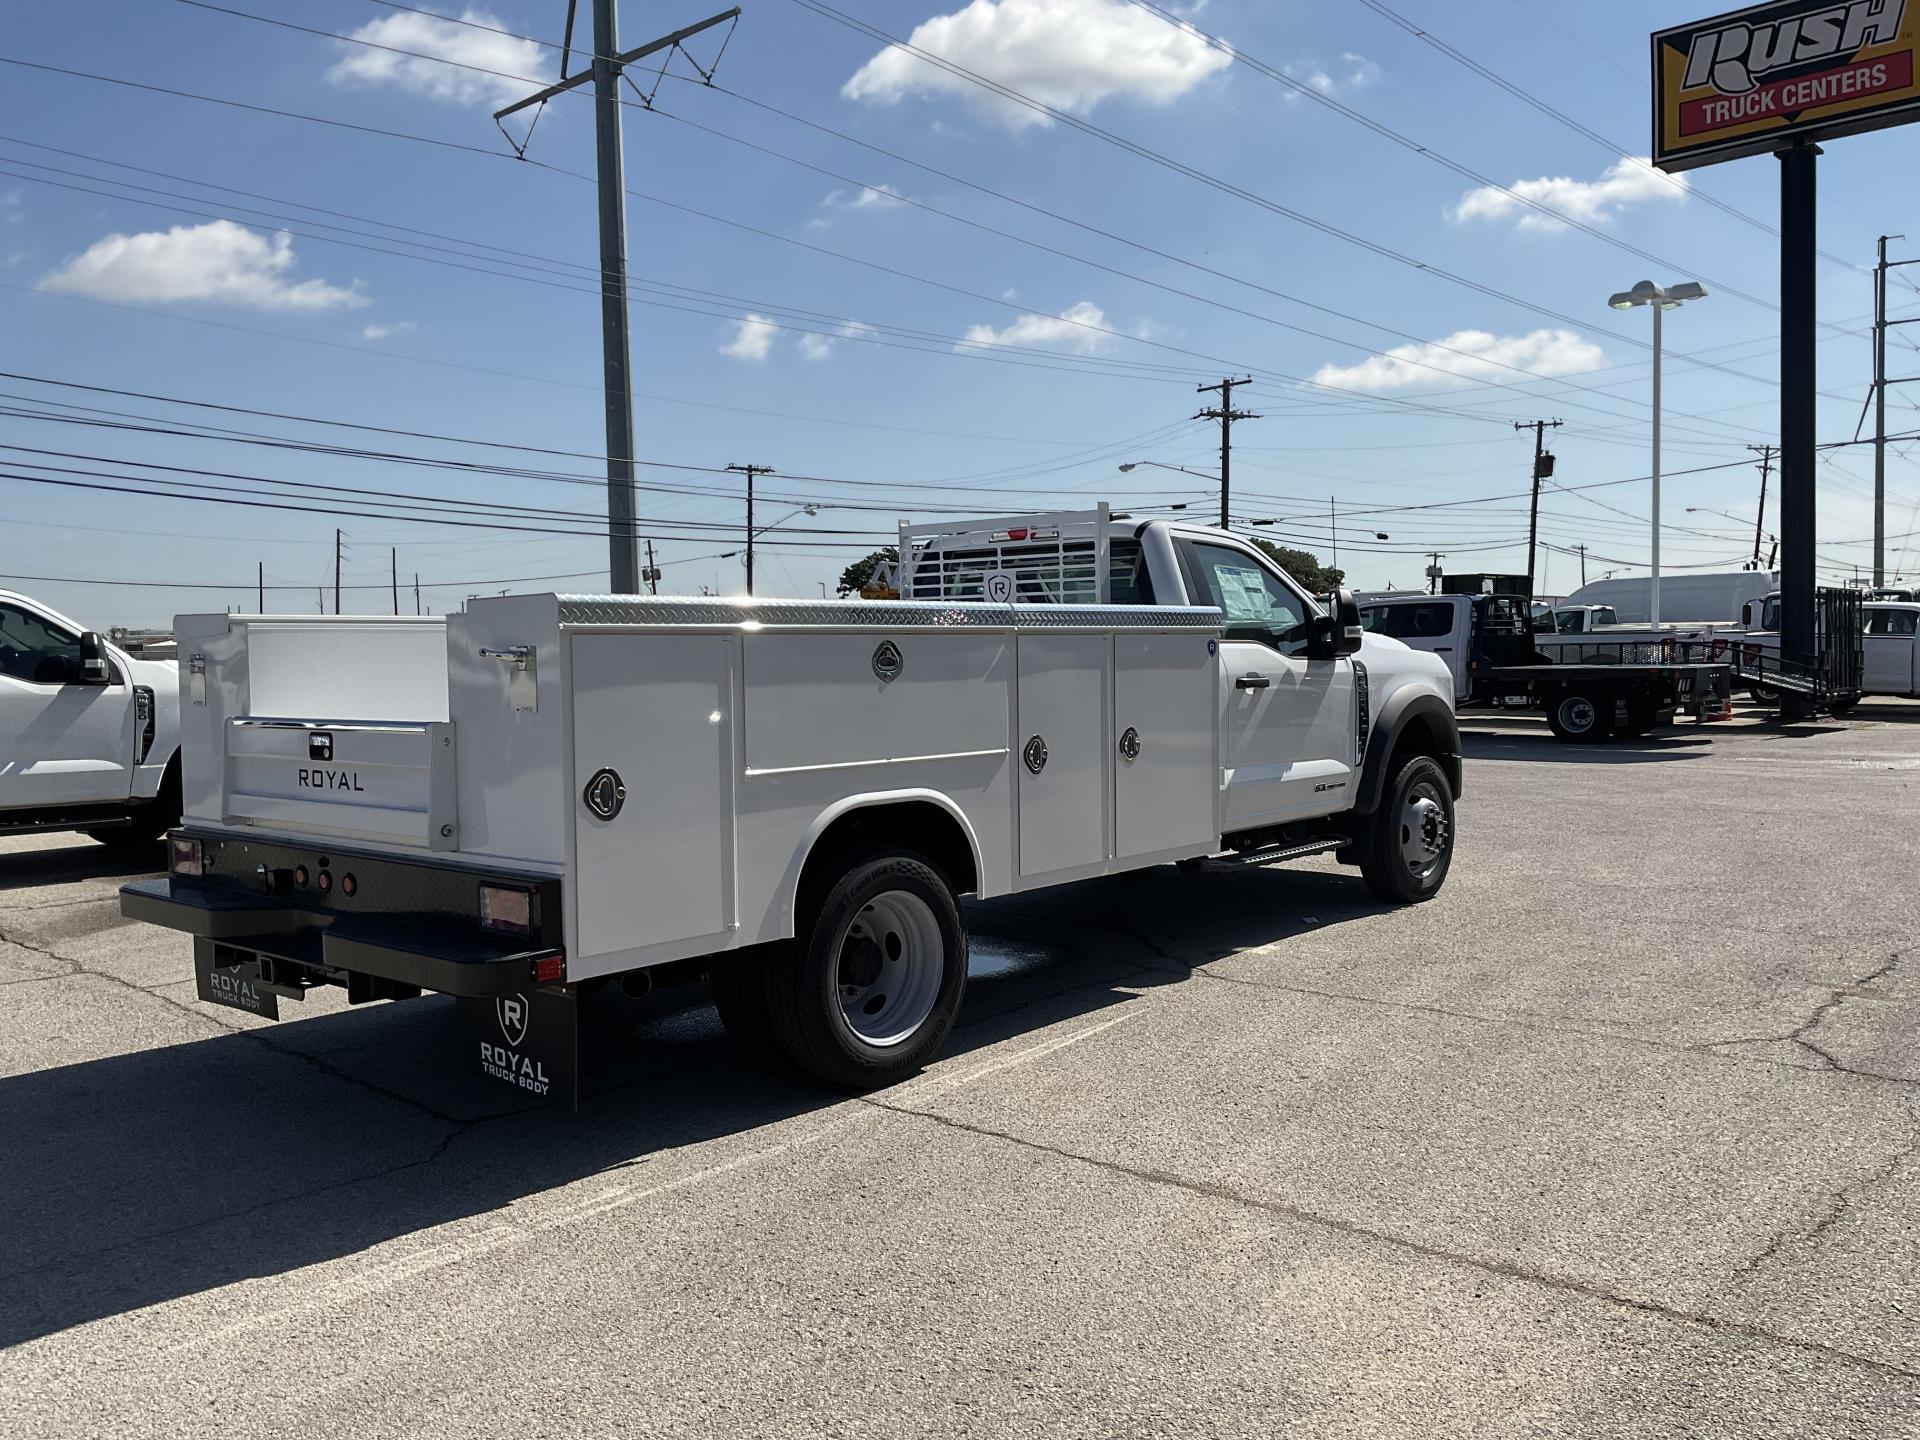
[571,633,734,960]
[1114,632,1219,862]
[1015,633,1109,881]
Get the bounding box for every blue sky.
[5,0,1920,625]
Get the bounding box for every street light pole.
[1607,279,1707,627]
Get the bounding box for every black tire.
[1359,755,1455,904]
[767,851,967,1089]
[707,946,785,1066]
[1749,683,1783,705]
[1546,690,1614,742]
[88,759,179,847]
[1827,697,1858,717]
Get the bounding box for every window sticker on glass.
[1215,566,1273,623]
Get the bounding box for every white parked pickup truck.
[1,590,181,846]
[120,508,1459,1104]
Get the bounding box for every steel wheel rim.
[1559,696,1597,734]
[835,889,944,1047]
[1399,781,1449,879]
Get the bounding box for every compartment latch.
[480,645,538,712]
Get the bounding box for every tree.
[837,546,898,597]
[1253,540,1343,594]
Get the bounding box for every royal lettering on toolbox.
[1654,0,1920,168]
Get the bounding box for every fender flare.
[1354,690,1461,815]
[781,788,986,933]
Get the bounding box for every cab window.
[1866,607,1918,636]
[1180,541,1309,653]
[0,603,82,684]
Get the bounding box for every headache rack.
[898,504,1139,605]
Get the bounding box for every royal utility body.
[121,509,1461,1104]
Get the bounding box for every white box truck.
[121,509,1460,1104]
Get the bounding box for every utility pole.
[1329,496,1338,574]
[1427,552,1444,594]
[1875,236,1888,587]
[494,3,741,594]
[256,560,263,613]
[727,463,775,595]
[1745,444,1774,571]
[644,537,661,596]
[391,547,399,616]
[1574,544,1587,587]
[1514,419,1562,600]
[1195,377,1258,528]
[414,572,421,616]
[334,528,342,615]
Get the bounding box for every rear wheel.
[767,851,968,1089]
[1547,690,1613,742]
[1359,755,1455,904]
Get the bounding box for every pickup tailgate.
[223,716,458,848]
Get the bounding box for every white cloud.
[808,184,909,230]
[1,189,21,225]
[959,300,1112,354]
[40,220,366,311]
[327,7,544,110]
[1283,52,1378,97]
[721,313,778,360]
[798,319,877,362]
[1450,157,1688,232]
[363,320,417,340]
[1311,328,1603,392]
[843,0,1232,132]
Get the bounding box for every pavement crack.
[1726,1117,1920,1287]
[862,1097,1920,1383]
[0,920,469,1125]
[1697,950,1908,1081]
[0,922,81,976]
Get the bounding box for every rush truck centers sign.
[1653,0,1920,169]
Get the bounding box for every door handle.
[1235,673,1271,690]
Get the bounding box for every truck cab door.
[1862,606,1918,695]
[1176,538,1355,828]
[0,601,134,810]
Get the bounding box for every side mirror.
[1741,602,1754,627]
[77,631,110,685]
[1334,587,1365,657]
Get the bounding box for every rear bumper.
[120,876,561,998]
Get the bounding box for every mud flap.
[194,940,279,1020]
[456,984,578,1111]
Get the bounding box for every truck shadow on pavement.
[0,840,166,892]
[1458,730,1716,765]
[0,863,1382,1347]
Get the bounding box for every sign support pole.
[1778,142,1819,696]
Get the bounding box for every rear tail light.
[532,954,566,984]
[169,837,205,877]
[480,884,533,935]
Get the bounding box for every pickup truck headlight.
[169,837,205,877]
[479,884,532,935]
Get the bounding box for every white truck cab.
[0,590,181,846]
[121,508,1460,1104]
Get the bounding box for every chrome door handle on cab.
[1235,673,1271,690]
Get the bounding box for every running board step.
[1205,837,1350,869]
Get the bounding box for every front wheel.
[1359,755,1455,904]
[767,851,968,1089]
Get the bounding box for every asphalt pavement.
[3,702,1918,1438]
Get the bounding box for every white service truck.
[120,510,1460,1104]
[1,590,181,845]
